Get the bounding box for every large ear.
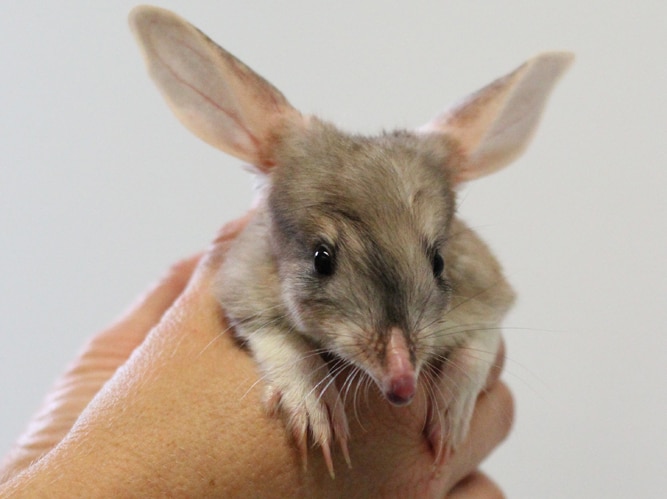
[129,6,303,171]
[419,52,573,183]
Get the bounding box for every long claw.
[265,387,281,417]
[293,427,308,471]
[340,438,352,469]
[263,375,350,478]
[427,416,446,468]
[321,441,335,479]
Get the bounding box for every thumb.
[0,255,199,482]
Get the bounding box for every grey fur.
[218,119,512,374]
[130,4,571,470]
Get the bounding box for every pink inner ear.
[417,52,573,183]
[131,5,304,171]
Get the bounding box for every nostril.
[385,375,416,406]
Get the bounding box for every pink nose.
[385,374,416,406]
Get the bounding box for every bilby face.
[268,121,460,404]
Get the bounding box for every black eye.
[314,244,335,276]
[432,251,444,278]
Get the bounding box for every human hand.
[0,215,513,497]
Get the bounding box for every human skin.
[0,215,513,497]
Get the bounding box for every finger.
[447,471,505,499]
[61,254,202,408]
[194,210,254,281]
[0,255,200,482]
[92,254,201,350]
[0,213,251,487]
[447,381,514,488]
[212,209,255,246]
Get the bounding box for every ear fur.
[419,52,573,183]
[130,7,572,180]
[129,5,303,171]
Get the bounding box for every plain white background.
[1,1,665,497]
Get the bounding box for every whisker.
[351,369,367,432]
[411,285,437,334]
[445,280,506,317]
[338,365,357,411]
[195,323,236,358]
[240,371,273,400]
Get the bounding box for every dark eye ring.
[314,244,335,276]
[432,251,444,278]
